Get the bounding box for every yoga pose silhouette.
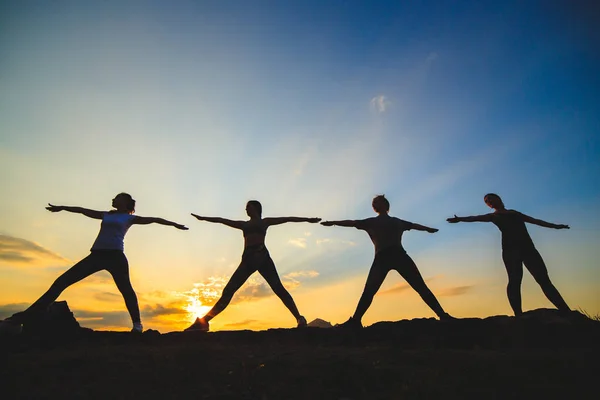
[185,200,320,332]
[447,193,571,316]
[321,195,453,329]
[1,193,188,333]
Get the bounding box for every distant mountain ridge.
[307,318,333,328]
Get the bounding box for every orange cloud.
[378,282,411,295]
[438,285,474,297]
[174,270,320,319]
[0,235,69,266]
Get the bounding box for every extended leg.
[203,263,254,321]
[523,248,570,312]
[352,261,388,322]
[396,254,450,319]
[107,254,141,325]
[502,250,524,316]
[15,253,102,321]
[259,258,302,320]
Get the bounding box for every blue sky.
[0,1,598,331]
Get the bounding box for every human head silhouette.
[112,193,136,214]
[246,200,262,218]
[372,195,390,215]
[484,193,504,210]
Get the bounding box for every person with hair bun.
[1,192,188,333]
[321,195,453,329]
[447,193,571,316]
[185,200,321,332]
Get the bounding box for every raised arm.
[320,220,360,228]
[191,213,245,229]
[263,217,321,227]
[519,213,569,229]
[133,216,188,230]
[447,214,493,223]
[46,203,103,219]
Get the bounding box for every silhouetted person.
[185,200,320,332]
[447,193,571,316]
[1,193,188,333]
[321,195,453,329]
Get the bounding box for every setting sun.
[180,280,225,321]
[184,299,210,321]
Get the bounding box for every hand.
[175,224,189,230]
[556,224,570,230]
[446,215,460,223]
[320,221,334,226]
[191,213,203,221]
[46,203,64,212]
[427,228,439,233]
[307,218,322,223]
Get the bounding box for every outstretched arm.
[46,203,103,219]
[447,214,493,223]
[263,217,321,227]
[520,213,569,229]
[320,220,359,228]
[410,223,438,233]
[191,213,245,229]
[133,216,188,230]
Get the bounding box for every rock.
[22,300,81,336]
[307,318,333,328]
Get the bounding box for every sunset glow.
[0,2,598,332]
[180,279,225,321]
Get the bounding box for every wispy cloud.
[438,285,474,297]
[370,95,390,114]
[394,137,525,211]
[0,302,29,319]
[141,303,188,318]
[284,270,319,279]
[235,278,280,301]
[316,238,356,247]
[175,269,320,313]
[378,282,411,295]
[0,235,69,266]
[72,299,189,330]
[71,309,131,329]
[176,277,228,308]
[288,238,307,248]
[293,146,317,176]
[426,52,438,63]
[222,319,273,330]
[378,281,474,298]
[93,292,122,302]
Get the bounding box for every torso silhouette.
[242,220,268,247]
[91,212,135,251]
[356,214,413,254]
[490,210,535,249]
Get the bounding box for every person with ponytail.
[447,193,571,316]
[1,193,188,333]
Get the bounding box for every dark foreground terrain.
[1,308,598,399]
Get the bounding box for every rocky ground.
[1,306,598,399]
